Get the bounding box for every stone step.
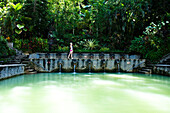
[162,62,170,64]
[142,68,152,71]
[25,66,32,69]
[25,71,37,74]
[7,62,21,64]
[138,70,151,74]
[22,61,30,64]
[22,59,29,61]
[144,67,153,69]
[26,69,34,72]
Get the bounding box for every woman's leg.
[68,52,70,59]
[71,51,73,59]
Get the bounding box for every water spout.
[59,63,61,74]
[73,64,76,74]
[116,59,120,72]
[74,65,76,72]
[89,64,91,73]
[118,63,120,72]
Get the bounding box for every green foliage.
[129,20,169,62]
[0,0,169,62]
[14,38,22,49]
[14,37,49,52]
[0,36,9,57]
[57,46,69,52]
[146,50,165,63]
[0,36,15,58]
[84,39,98,50]
[99,47,110,52]
[129,35,168,62]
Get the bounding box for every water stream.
[73,65,76,74]
[89,64,91,73]
[59,64,61,73]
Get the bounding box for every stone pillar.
[50,59,53,71]
[115,54,120,59]
[121,59,125,71]
[54,59,58,69]
[39,59,44,69]
[45,59,48,71]
[5,67,8,77]
[93,60,100,70]
[68,60,72,69]
[42,54,46,58]
[62,60,67,69]
[104,54,109,59]
[124,54,129,59]
[15,67,18,75]
[61,53,67,59]
[134,60,137,67]
[94,54,99,59]
[131,59,134,68]
[50,53,53,59]
[78,60,83,69]
[54,53,56,59]
[34,59,38,64]
[8,67,11,77]
[22,65,25,73]
[140,59,145,67]
[106,60,114,71]
[83,59,87,69]
[126,59,133,72]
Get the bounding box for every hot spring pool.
[0,73,170,113]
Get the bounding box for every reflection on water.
[0,73,170,113]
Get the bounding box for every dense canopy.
[0,0,169,62]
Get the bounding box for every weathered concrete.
[0,64,25,80]
[153,64,170,76]
[29,58,145,73]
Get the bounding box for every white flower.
[166,21,169,23]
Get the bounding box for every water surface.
[0,73,170,113]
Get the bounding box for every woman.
[68,42,73,59]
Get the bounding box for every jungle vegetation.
[0,0,169,62]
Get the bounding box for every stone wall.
[29,53,145,73]
[153,65,170,76]
[0,64,25,80]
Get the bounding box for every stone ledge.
[0,64,26,67]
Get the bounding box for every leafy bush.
[0,36,16,58]
[129,35,169,62]
[57,46,69,52]
[14,37,49,52]
[99,47,110,52]
[84,39,98,50]
[0,36,9,57]
[129,36,146,54]
[14,38,22,49]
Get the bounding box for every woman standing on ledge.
[68,42,73,59]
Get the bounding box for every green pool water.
[0,73,170,113]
